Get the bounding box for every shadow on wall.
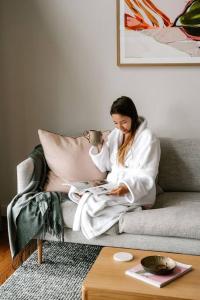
[0,0,109,212]
[0,0,71,211]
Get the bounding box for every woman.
[73,96,160,239]
[89,96,161,207]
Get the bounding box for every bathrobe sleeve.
[89,141,111,173]
[119,137,161,205]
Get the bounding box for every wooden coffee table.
[82,247,200,300]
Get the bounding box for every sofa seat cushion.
[119,192,200,239]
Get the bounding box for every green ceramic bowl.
[141,256,176,275]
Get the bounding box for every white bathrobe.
[73,117,161,239]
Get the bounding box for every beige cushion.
[44,170,67,192]
[38,129,109,185]
[119,192,200,239]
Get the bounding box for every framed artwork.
[117,0,200,65]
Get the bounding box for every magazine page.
[63,181,96,191]
[83,182,118,195]
[63,180,118,203]
[63,180,106,191]
[125,261,192,288]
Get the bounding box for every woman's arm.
[89,138,112,173]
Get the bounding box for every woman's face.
[111,114,132,134]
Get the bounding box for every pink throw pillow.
[38,129,110,184]
[44,170,68,192]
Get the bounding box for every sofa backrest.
[158,138,200,192]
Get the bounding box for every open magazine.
[62,180,118,203]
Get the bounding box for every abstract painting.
[117,0,200,64]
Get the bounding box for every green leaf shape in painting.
[177,0,200,27]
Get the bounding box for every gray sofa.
[17,138,200,260]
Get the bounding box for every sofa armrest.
[17,158,34,194]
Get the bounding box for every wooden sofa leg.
[37,239,43,264]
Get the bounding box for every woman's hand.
[107,184,129,196]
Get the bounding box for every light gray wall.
[0,0,200,214]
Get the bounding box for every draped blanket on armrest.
[7,145,66,259]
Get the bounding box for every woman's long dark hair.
[110,96,139,131]
[110,96,140,166]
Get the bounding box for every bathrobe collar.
[134,116,147,140]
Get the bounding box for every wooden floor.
[0,217,37,285]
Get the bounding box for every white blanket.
[73,192,142,239]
